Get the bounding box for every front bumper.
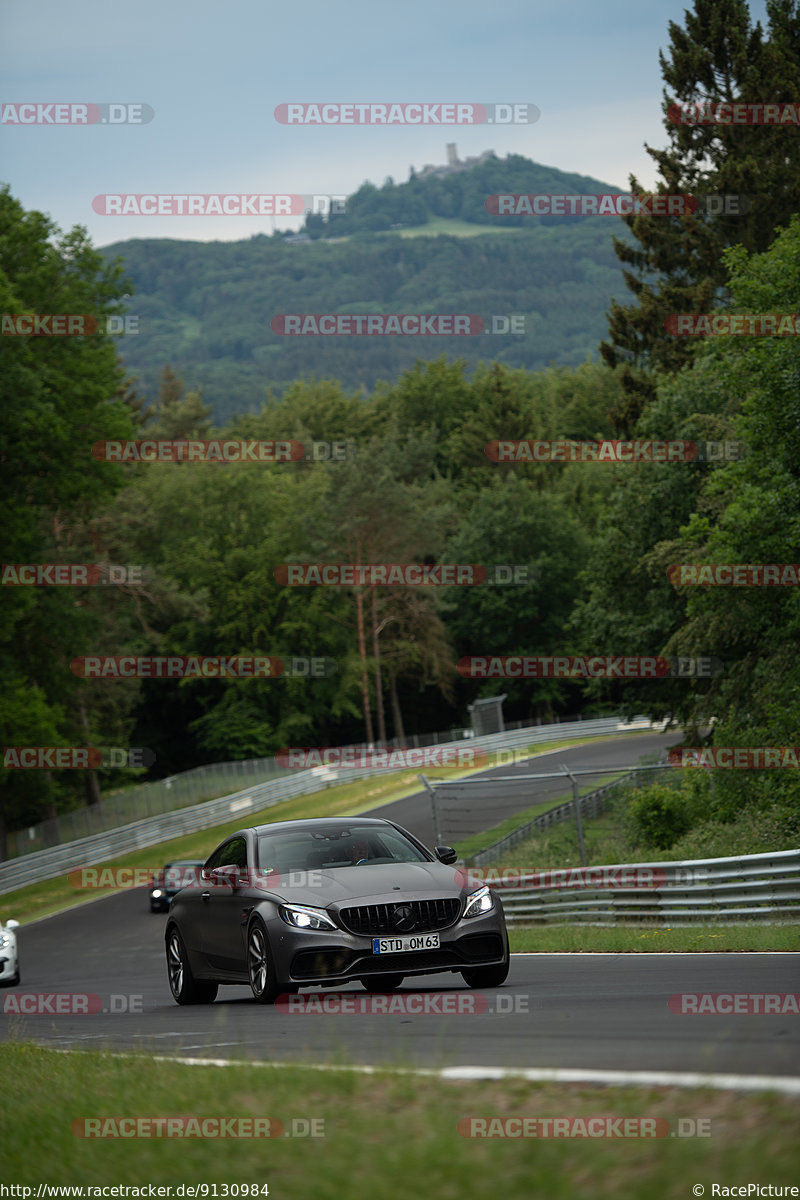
[268,907,508,985]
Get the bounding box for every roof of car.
[248,817,396,836]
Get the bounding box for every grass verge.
[511,924,800,952]
[1,1044,798,1196]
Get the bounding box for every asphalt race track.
[3,733,799,1080]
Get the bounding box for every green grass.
[388,216,524,238]
[1,1044,798,1195]
[511,923,800,952]
[328,215,525,238]
[487,800,638,877]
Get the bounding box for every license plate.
[372,934,440,954]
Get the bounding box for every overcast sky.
[1,0,770,246]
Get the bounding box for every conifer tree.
[601,0,800,433]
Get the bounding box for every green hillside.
[101,155,634,423]
[304,151,631,236]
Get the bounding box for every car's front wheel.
[360,974,404,992]
[247,918,289,1005]
[166,926,218,1004]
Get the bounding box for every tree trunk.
[355,588,374,743]
[371,589,387,744]
[389,672,405,742]
[79,698,103,806]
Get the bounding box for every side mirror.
[435,846,458,865]
[208,864,241,889]
[5,919,19,930]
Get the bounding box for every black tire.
[247,918,284,1005]
[461,958,510,989]
[360,974,404,992]
[166,925,218,1005]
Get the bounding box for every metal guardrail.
[4,713,654,858]
[492,848,800,925]
[0,716,662,893]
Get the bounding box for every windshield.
[257,824,429,874]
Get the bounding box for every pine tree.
[601,0,800,434]
[147,365,213,439]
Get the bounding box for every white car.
[0,920,20,985]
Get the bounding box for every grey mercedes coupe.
[165,817,509,1004]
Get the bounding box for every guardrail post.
[560,763,587,868]
[419,773,442,846]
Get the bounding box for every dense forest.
[2,0,798,859]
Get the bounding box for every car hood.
[257,861,467,906]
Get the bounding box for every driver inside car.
[348,838,372,864]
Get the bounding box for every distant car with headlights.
[165,817,509,1004]
[0,919,20,985]
[149,861,204,912]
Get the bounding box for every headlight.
[0,935,8,948]
[151,889,163,898]
[279,904,337,931]
[463,885,494,918]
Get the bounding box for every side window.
[205,837,249,872]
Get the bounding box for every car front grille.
[338,898,461,936]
